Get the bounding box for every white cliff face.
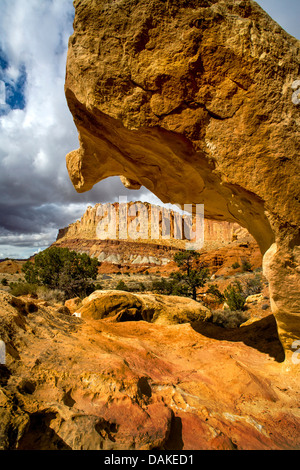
[54,202,255,268]
[54,202,254,267]
[56,202,247,247]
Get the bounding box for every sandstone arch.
[65,0,300,360]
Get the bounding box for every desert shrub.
[22,247,99,299]
[209,309,250,328]
[36,286,65,304]
[115,280,129,291]
[128,282,147,293]
[243,275,263,297]
[9,282,38,297]
[241,258,252,272]
[37,281,102,303]
[224,281,246,311]
[1,278,8,286]
[231,262,240,269]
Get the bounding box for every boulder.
[75,290,211,325]
[246,294,265,304]
[65,297,82,314]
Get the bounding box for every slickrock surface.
[1,291,300,450]
[65,0,300,356]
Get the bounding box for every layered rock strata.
[65,0,300,357]
[54,202,253,267]
[57,202,246,248]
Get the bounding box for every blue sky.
[256,0,299,39]
[0,53,26,114]
[0,0,299,259]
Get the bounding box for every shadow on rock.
[0,365,11,386]
[17,412,71,450]
[164,415,184,450]
[191,315,285,363]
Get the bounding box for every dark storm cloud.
[0,0,150,257]
[0,177,148,236]
[0,0,298,258]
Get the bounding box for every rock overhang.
[65,0,300,357]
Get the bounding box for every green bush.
[151,278,174,295]
[1,278,8,286]
[22,247,99,299]
[222,275,263,311]
[151,277,189,297]
[9,282,38,297]
[115,280,129,291]
[93,283,103,291]
[224,281,246,311]
[231,262,240,269]
[206,284,224,302]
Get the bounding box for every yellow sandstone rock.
[65,0,300,358]
[1,290,300,449]
[75,289,211,325]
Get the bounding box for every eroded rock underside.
[65,0,300,357]
[1,291,300,450]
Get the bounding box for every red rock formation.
[1,291,300,450]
